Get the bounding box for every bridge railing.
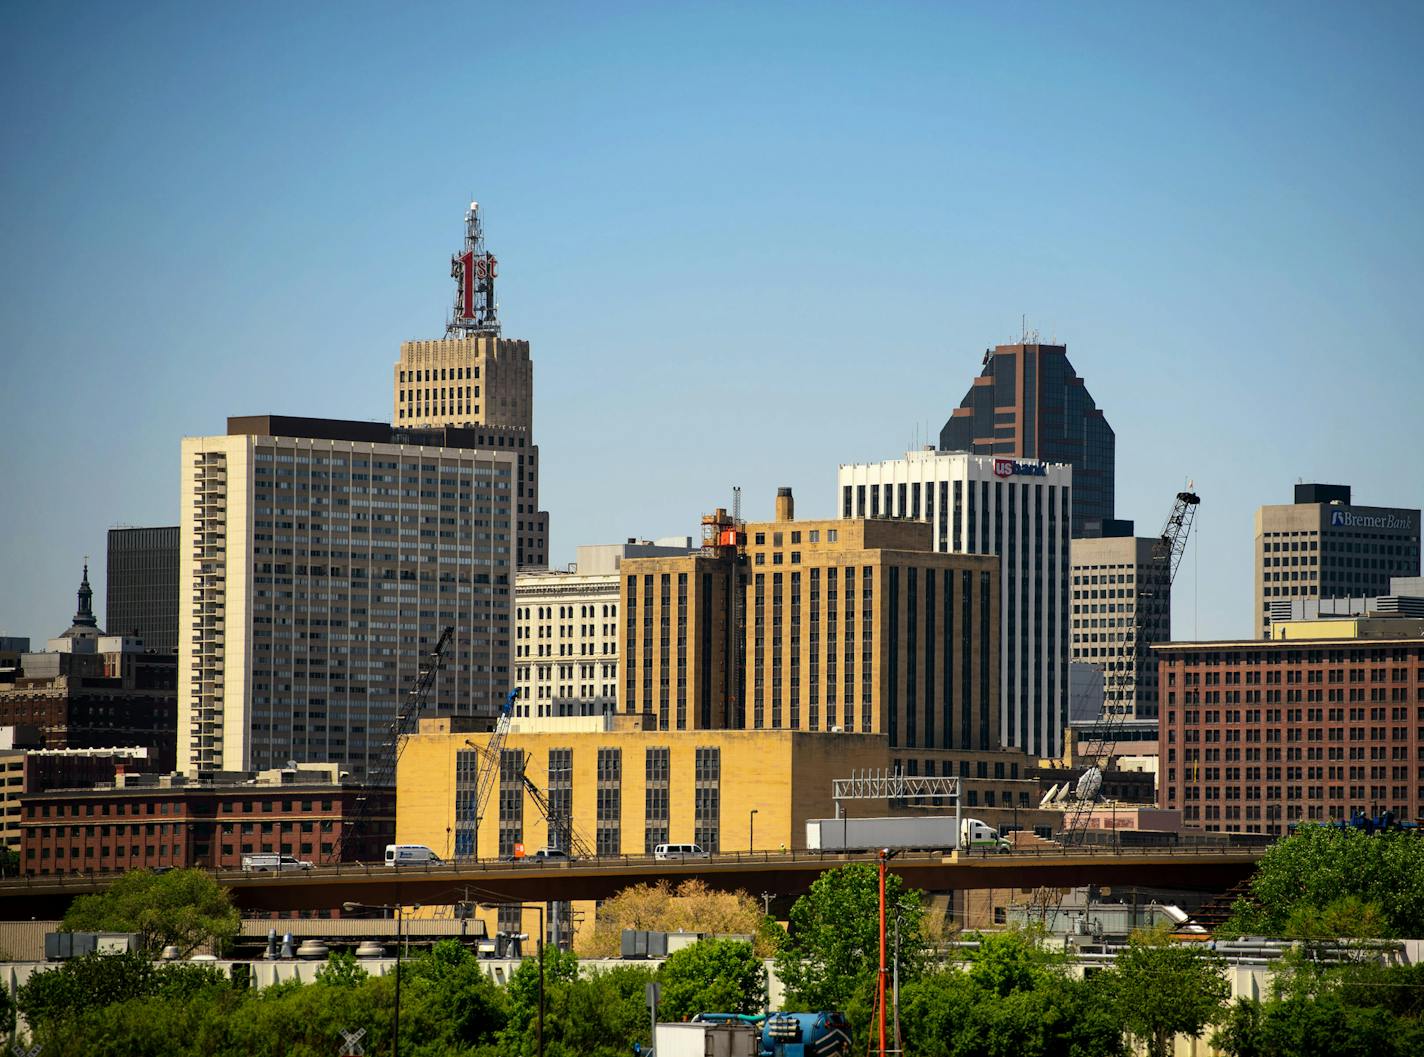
[2,842,1268,890]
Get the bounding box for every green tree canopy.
[16,952,230,1040]
[496,949,654,1057]
[774,862,924,1015]
[899,930,1125,1057]
[657,938,767,1020]
[62,868,240,956]
[16,942,507,1057]
[1214,959,1424,1057]
[1220,828,1424,939]
[1105,934,1229,1057]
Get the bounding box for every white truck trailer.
[653,1021,759,1057]
[805,815,1008,853]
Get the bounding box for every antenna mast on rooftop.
[446,201,500,337]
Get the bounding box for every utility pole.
[877,849,888,1057]
[892,909,902,1053]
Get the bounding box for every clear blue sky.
[2,2,1422,644]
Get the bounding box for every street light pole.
[536,902,545,1057]
[394,904,402,1057]
[749,809,758,853]
[482,902,545,1057]
[345,900,419,1057]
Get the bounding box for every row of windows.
[399,365,480,383]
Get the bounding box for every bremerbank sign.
[1330,509,1415,531]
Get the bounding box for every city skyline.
[3,3,1423,647]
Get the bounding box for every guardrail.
[0,842,1268,892]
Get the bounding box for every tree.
[898,932,1125,1057]
[399,939,506,1049]
[62,868,240,956]
[1106,935,1229,1057]
[774,862,924,1015]
[1213,960,1424,1057]
[314,950,368,988]
[497,947,581,1055]
[0,977,13,1040]
[1220,828,1424,939]
[15,952,231,1048]
[658,938,767,1020]
[578,879,774,956]
[496,949,655,1057]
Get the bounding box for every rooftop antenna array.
[446,200,501,338]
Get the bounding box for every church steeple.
[59,557,103,641]
[73,559,98,630]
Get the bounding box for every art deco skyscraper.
[392,201,549,568]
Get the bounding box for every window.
[694,747,720,852]
[644,748,670,852]
[596,748,621,856]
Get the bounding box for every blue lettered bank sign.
[1331,509,1414,530]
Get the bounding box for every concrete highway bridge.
[0,845,1264,917]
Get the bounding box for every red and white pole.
[878,849,888,1057]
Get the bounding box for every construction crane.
[1027,490,1199,923]
[457,739,594,859]
[459,687,518,859]
[332,625,454,863]
[517,753,594,859]
[1061,490,1199,842]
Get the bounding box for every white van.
[241,853,314,873]
[654,843,710,860]
[385,844,442,866]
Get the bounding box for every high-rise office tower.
[1254,483,1420,637]
[1069,528,1170,722]
[178,415,516,778]
[107,526,179,652]
[837,451,1072,759]
[392,201,549,568]
[939,341,1113,537]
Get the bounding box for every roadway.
[0,845,1263,917]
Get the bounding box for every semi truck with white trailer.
[805,814,1008,853]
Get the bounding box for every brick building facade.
[0,650,177,770]
[20,765,392,876]
[1156,620,1424,835]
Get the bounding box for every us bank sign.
[1331,509,1415,531]
[993,458,1048,479]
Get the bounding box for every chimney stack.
[775,487,795,522]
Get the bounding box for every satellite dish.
[1076,766,1103,802]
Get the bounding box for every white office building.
[514,539,695,718]
[179,416,517,778]
[837,450,1072,758]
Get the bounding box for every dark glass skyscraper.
[106,526,179,652]
[939,342,1114,536]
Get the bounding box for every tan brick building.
[1254,483,1419,638]
[617,490,1028,785]
[391,339,547,568]
[391,201,551,569]
[397,716,1045,945]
